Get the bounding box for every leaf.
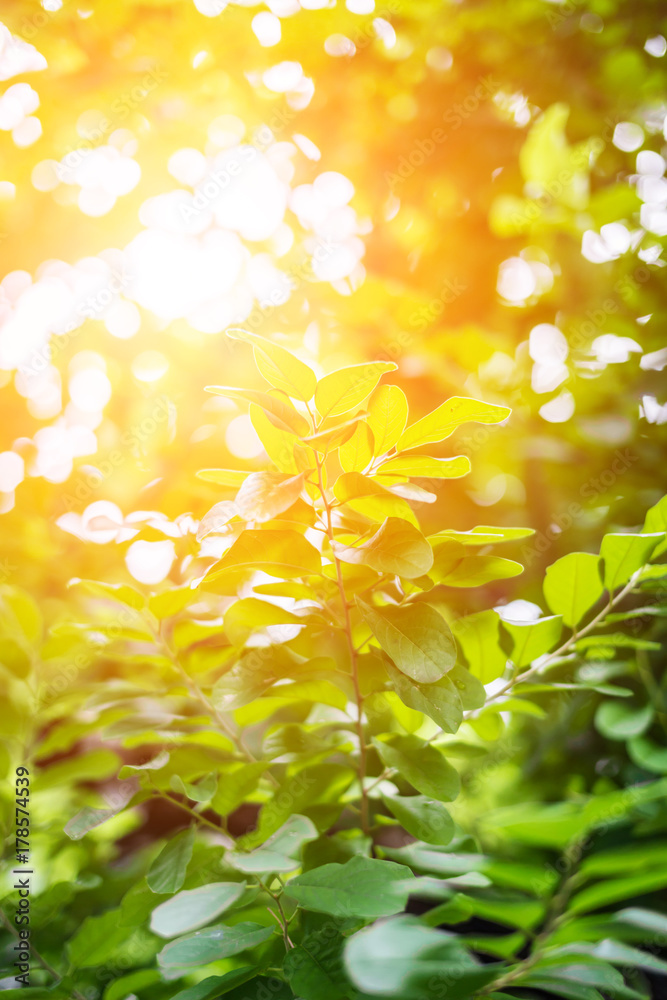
[357,598,456,682]
[0,638,30,677]
[398,396,511,452]
[434,555,524,587]
[385,661,463,733]
[170,969,257,1000]
[628,734,667,774]
[249,403,301,473]
[67,578,146,611]
[150,882,247,938]
[234,471,305,522]
[157,923,275,969]
[315,361,397,418]
[263,814,319,856]
[344,915,499,999]
[543,552,605,628]
[147,827,196,894]
[65,805,124,840]
[196,469,249,487]
[500,615,563,667]
[451,610,507,684]
[205,386,309,435]
[226,329,317,401]
[284,856,414,918]
[334,471,419,527]
[149,586,197,619]
[433,525,535,546]
[592,938,667,976]
[284,935,349,1000]
[340,419,375,471]
[223,598,300,645]
[334,517,433,579]
[373,735,461,801]
[595,701,654,741]
[377,454,471,479]
[367,384,409,455]
[600,532,664,591]
[68,909,130,968]
[203,529,321,582]
[382,794,454,846]
[227,849,298,874]
[211,762,268,816]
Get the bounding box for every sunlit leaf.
[367,384,409,455]
[227,329,317,401]
[205,386,309,436]
[315,362,397,418]
[357,598,456,682]
[398,397,510,452]
[334,517,433,579]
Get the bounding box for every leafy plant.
[1,339,666,999]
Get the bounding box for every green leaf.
[543,552,605,628]
[451,610,506,684]
[284,934,349,1000]
[433,525,534,546]
[0,637,30,677]
[367,384,409,455]
[147,827,196,894]
[382,794,454,846]
[595,701,654,741]
[227,849,298,874]
[211,762,268,816]
[600,532,664,591]
[205,385,310,436]
[357,598,456,683]
[263,814,319,856]
[434,555,523,587]
[335,517,433,579]
[385,661,463,733]
[157,922,275,969]
[315,361,397,418]
[500,615,562,667]
[65,805,124,840]
[344,915,499,999]
[68,909,131,968]
[36,749,120,789]
[284,856,414,918]
[570,869,667,914]
[170,969,257,1000]
[628,734,667,774]
[373,735,460,801]
[398,396,510,452]
[227,328,317,401]
[377,454,471,480]
[203,529,321,582]
[150,882,247,938]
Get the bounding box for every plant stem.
[308,434,370,838]
[0,909,87,1000]
[148,783,234,844]
[258,878,293,950]
[469,571,642,717]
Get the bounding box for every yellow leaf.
[226,328,317,402]
[376,455,471,479]
[206,386,309,436]
[315,362,397,419]
[368,385,408,455]
[340,420,375,472]
[398,397,510,452]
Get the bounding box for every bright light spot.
[529,323,568,364]
[539,389,575,423]
[426,46,453,71]
[613,121,644,152]
[645,35,667,57]
[497,257,536,303]
[313,171,354,208]
[125,539,175,584]
[0,451,24,492]
[208,114,246,148]
[263,61,303,93]
[582,224,631,263]
[226,414,263,459]
[373,18,396,49]
[69,367,112,412]
[592,334,642,364]
[104,299,141,339]
[495,599,542,622]
[252,12,281,46]
[193,0,228,16]
[192,50,208,68]
[32,159,60,191]
[641,395,667,424]
[267,0,300,13]
[0,24,47,81]
[292,133,320,160]
[0,181,15,198]
[640,347,667,371]
[325,34,356,57]
[168,147,207,186]
[346,0,374,11]
[132,350,169,382]
[637,150,665,175]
